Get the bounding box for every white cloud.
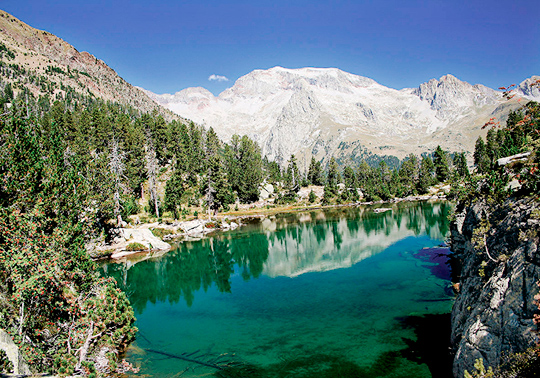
[208,74,229,82]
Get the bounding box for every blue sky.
[2,0,538,96]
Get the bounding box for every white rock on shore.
[109,228,171,259]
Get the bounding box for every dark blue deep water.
[103,201,454,377]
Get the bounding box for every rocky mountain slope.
[0,10,179,121]
[145,67,538,168]
[450,197,540,377]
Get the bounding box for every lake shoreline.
[93,193,448,262]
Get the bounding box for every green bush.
[0,349,14,374]
[125,242,147,252]
[121,196,140,218]
[308,190,317,203]
[151,228,173,240]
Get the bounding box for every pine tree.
[473,137,489,173]
[264,158,281,184]
[203,128,234,214]
[164,163,185,219]
[145,137,160,218]
[417,156,435,194]
[278,155,300,203]
[342,165,359,201]
[323,157,340,203]
[433,146,450,182]
[486,128,500,166]
[398,154,419,195]
[237,136,263,203]
[307,157,324,185]
[453,152,470,179]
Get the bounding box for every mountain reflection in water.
[103,201,451,313]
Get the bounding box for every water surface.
[103,201,454,377]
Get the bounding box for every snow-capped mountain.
[143,67,538,168]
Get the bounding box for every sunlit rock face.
[261,203,450,278]
[515,75,540,100]
[143,66,539,167]
[450,198,540,377]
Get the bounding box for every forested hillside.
[0,10,179,122]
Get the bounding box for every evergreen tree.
[264,158,282,184]
[398,154,419,195]
[417,156,435,194]
[277,155,300,204]
[164,162,185,219]
[145,137,160,218]
[223,135,263,203]
[177,122,192,173]
[237,136,263,203]
[356,160,372,189]
[108,138,127,225]
[188,122,205,175]
[307,157,324,185]
[453,152,470,179]
[486,128,500,166]
[342,165,359,201]
[223,134,241,190]
[166,120,188,170]
[203,128,234,214]
[150,114,169,163]
[433,146,450,182]
[122,118,147,197]
[204,127,221,214]
[473,136,490,173]
[323,157,340,203]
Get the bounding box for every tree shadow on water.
[398,313,454,378]
[214,351,406,378]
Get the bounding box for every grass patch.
[125,242,148,252]
[151,228,173,240]
[89,249,114,259]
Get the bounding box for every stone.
[0,329,31,375]
[450,197,540,377]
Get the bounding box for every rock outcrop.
[0,329,31,375]
[450,197,540,377]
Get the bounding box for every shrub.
[125,242,147,252]
[0,349,14,374]
[151,228,173,240]
[308,190,317,203]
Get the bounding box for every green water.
[103,201,454,378]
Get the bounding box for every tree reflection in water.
[104,201,451,312]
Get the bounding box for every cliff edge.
[450,196,540,377]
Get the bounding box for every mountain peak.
[145,66,528,167]
[515,75,540,100]
[439,73,459,82]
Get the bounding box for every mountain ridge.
[0,10,181,121]
[144,67,538,167]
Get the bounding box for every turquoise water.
[103,201,454,377]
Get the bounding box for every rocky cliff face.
[515,76,540,100]
[450,197,540,377]
[145,67,538,167]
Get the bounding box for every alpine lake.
[102,201,455,378]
